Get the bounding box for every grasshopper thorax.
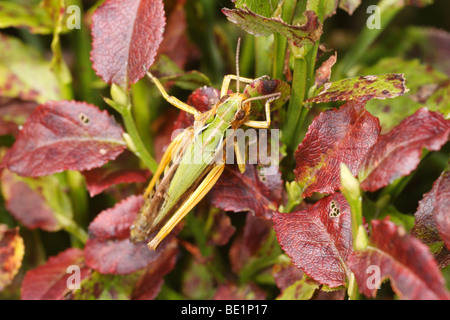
[216,93,251,129]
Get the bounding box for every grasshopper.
[130,49,283,250]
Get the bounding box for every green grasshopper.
[130,54,284,250]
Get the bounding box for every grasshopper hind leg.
[147,163,226,250]
[146,71,199,116]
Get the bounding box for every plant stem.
[272,0,298,80]
[70,0,101,105]
[64,221,89,244]
[66,170,88,229]
[282,57,307,150]
[131,81,154,155]
[121,104,159,173]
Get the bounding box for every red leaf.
[21,248,90,300]
[84,195,178,275]
[359,108,450,192]
[294,100,380,198]
[82,167,149,197]
[349,219,450,300]
[210,165,283,220]
[2,100,126,177]
[0,225,24,291]
[412,171,450,253]
[207,211,236,247]
[314,52,337,88]
[1,169,60,231]
[273,193,353,288]
[272,257,303,292]
[90,0,166,88]
[131,239,179,300]
[433,171,450,252]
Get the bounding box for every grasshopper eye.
[219,94,230,104]
[235,109,246,120]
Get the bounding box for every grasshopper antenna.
[236,37,241,93]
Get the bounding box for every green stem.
[70,0,101,105]
[66,170,88,229]
[272,0,298,80]
[121,104,159,173]
[131,81,153,155]
[334,0,402,78]
[282,57,307,150]
[64,221,89,245]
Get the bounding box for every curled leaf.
[294,100,380,198]
[359,108,450,192]
[222,8,323,49]
[314,52,337,89]
[306,74,408,103]
[412,170,450,253]
[349,219,450,300]
[82,167,149,197]
[1,170,63,232]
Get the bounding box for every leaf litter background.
[0,0,449,300]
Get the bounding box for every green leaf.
[423,81,450,119]
[306,73,408,104]
[0,34,61,103]
[0,2,53,34]
[151,55,211,91]
[276,276,318,300]
[233,0,279,17]
[362,57,448,132]
[159,71,212,91]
